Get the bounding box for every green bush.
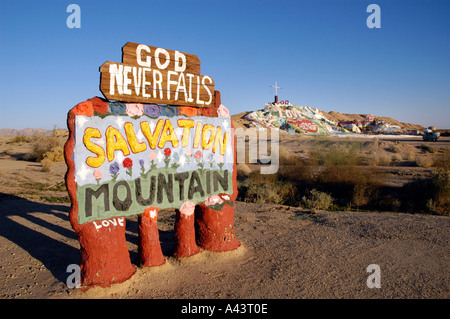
[301,188,333,211]
[238,172,296,205]
[25,135,64,162]
[43,146,65,162]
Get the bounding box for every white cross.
[270,81,282,96]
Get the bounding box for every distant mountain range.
[0,128,68,137]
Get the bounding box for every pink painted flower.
[217,104,230,118]
[194,150,203,160]
[185,149,192,156]
[218,155,224,163]
[148,152,157,160]
[179,201,195,216]
[93,169,102,180]
[126,103,144,117]
[205,195,223,207]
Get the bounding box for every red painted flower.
[123,158,133,168]
[164,148,171,156]
[194,150,203,160]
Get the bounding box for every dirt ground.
[0,135,448,299]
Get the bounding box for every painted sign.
[65,43,240,289]
[100,42,215,107]
[287,119,319,133]
[74,108,233,224]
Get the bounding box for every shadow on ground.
[0,193,79,283]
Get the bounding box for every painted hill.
[325,111,424,131]
[232,103,424,135]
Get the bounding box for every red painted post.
[65,101,136,288]
[138,207,166,267]
[174,201,201,258]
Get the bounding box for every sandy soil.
[0,136,448,299]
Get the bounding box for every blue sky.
[0,0,449,129]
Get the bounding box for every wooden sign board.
[100,42,215,107]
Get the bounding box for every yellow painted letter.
[124,122,147,154]
[83,127,105,168]
[106,126,130,162]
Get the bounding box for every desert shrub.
[433,149,450,171]
[238,172,296,205]
[8,135,31,144]
[277,150,315,183]
[400,169,449,215]
[375,154,392,166]
[242,182,296,205]
[40,158,53,172]
[43,146,65,162]
[391,154,402,163]
[419,144,436,154]
[426,170,449,215]
[236,163,252,180]
[314,145,384,209]
[402,151,416,161]
[301,188,333,211]
[415,156,434,168]
[25,135,63,162]
[352,178,380,209]
[387,144,402,153]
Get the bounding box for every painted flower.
[194,150,204,171]
[93,169,102,184]
[93,169,102,179]
[148,152,157,161]
[163,148,172,168]
[110,162,120,175]
[194,150,203,160]
[139,159,145,168]
[123,158,133,177]
[185,149,193,164]
[110,162,120,181]
[217,104,230,118]
[126,103,144,117]
[171,152,180,169]
[205,195,223,207]
[145,152,157,174]
[123,158,133,168]
[109,102,127,115]
[217,155,224,170]
[143,104,160,118]
[207,153,215,168]
[179,201,196,217]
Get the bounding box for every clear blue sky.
[0,0,449,129]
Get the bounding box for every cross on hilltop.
[270,81,282,104]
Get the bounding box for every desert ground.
[0,133,448,299]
